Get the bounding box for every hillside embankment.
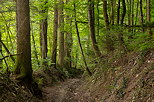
[0,51,153,102]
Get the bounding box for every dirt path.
[42,78,91,102]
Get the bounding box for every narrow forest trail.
[42,78,93,102]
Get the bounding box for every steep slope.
[75,51,154,102]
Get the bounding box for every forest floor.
[42,78,94,102]
[41,51,154,102]
[0,51,153,102]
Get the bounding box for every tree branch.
[0,53,22,61]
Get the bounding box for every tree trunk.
[15,0,32,82]
[146,0,152,35]
[64,30,73,68]
[64,10,73,68]
[121,0,126,24]
[88,0,102,57]
[102,0,114,52]
[31,25,39,65]
[110,0,115,25]
[119,0,127,52]
[0,32,2,69]
[40,0,48,61]
[126,0,131,25]
[103,0,110,28]
[96,0,100,36]
[135,0,139,25]
[131,0,134,29]
[74,4,92,76]
[117,0,121,24]
[51,0,58,68]
[140,0,144,31]
[58,0,65,67]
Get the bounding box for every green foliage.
[130,32,154,52]
[0,0,153,77]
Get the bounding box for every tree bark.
[146,0,152,35]
[110,0,115,25]
[40,0,48,61]
[135,0,139,25]
[140,0,144,31]
[103,0,110,28]
[0,32,2,69]
[131,0,134,28]
[126,0,131,25]
[74,4,92,76]
[58,0,65,67]
[102,0,114,52]
[51,0,58,68]
[88,0,102,57]
[31,26,39,65]
[64,0,73,68]
[121,0,126,24]
[117,0,121,24]
[96,0,100,36]
[15,0,32,82]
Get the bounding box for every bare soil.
[41,52,154,102]
[42,78,94,102]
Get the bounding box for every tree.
[102,0,109,28]
[110,0,115,25]
[14,0,32,82]
[121,0,126,24]
[117,0,121,24]
[64,0,73,68]
[88,0,102,57]
[139,0,144,31]
[102,0,114,52]
[146,0,152,35]
[0,31,2,69]
[51,0,58,68]
[74,3,92,76]
[58,0,65,67]
[40,0,48,64]
[119,0,127,52]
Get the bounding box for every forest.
[0,0,154,102]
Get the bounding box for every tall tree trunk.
[15,0,32,82]
[0,32,2,69]
[64,29,73,68]
[31,25,39,65]
[117,0,121,24]
[131,0,134,29]
[110,0,115,25]
[103,0,110,28]
[88,0,101,57]
[121,0,126,24]
[58,0,65,67]
[96,0,100,36]
[102,0,114,52]
[51,0,58,68]
[40,0,48,62]
[127,0,131,25]
[64,20,73,67]
[135,0,139,25]
[119,0,127,52]
[64,0,73,68]
[140,0,144,32]
[74,4,92,76]
[146,0,152,35]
